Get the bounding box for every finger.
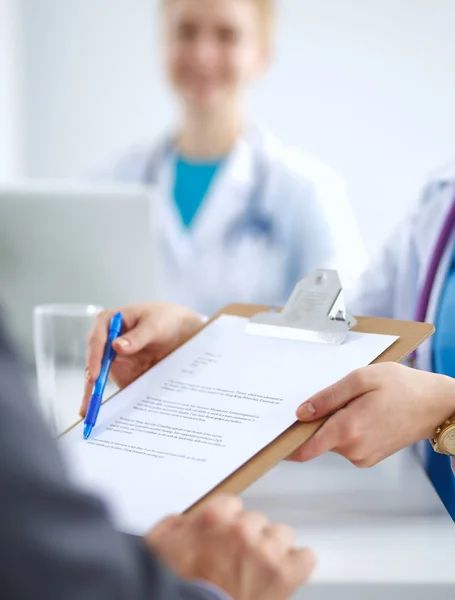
[232,511,271,544]
[147,514,185,545]
[86,310,116,380]
[290,414,344,463]
[86,305,149,374]
[111,318,160,355]
[286,547,317,586]
[80,311,116,417]
[285,447,304,462]
[296,368,376,421]
[262,522,295,553]
[79,368,94,418]
[192,494,244,527]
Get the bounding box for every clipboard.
[185,302,434,514]
[60,269,434,524]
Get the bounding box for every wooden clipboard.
[185,303,434,513]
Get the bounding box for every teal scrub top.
[173,155,224,228]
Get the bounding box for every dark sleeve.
[0,323,216,600]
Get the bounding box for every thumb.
[296,369,373,422]
[113,322,159,355]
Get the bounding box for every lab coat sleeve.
[346,225,404,318]
[346,184,426,318]
[288,162,368,292]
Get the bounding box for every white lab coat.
[108,125,367,316]
[348,164,455,474]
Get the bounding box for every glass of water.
[33,304,103,435]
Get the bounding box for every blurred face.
[163,0,268,113]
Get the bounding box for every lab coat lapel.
[190,137,256,247]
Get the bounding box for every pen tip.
[83,425,93,440]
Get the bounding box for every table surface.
[241,450,455,590]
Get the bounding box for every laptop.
[0,181,160,362]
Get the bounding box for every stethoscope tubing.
[415,194,455,323]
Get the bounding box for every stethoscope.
[415,184,455,323]
[142,135,281,249]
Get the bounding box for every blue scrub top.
[431,243,455,520]
[173,155,223,228]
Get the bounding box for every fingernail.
[116,338,131,349]
[297,401,316,420]
[85,368,91,382]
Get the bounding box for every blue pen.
[84,312,124,440]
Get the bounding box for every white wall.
[20,0,165,179]
[0,0,24,180]
[19,0,455,255]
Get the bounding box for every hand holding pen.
[80,304,203,419]
[83,312,124,439]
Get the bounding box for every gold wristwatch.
[431,415,455,456]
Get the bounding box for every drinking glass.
[33,304,103,435]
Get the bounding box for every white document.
[60,315,397,535]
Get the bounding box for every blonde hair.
[163,0,275,43]
[250,0,275,43]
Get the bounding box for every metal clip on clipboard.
[246,270,357,345]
